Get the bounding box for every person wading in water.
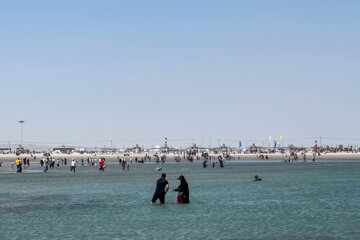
[173,175,190,204]
[152,173,169,204]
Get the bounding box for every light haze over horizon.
[1,1,359,148]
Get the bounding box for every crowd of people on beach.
[281,151,318,163]
[9,154,228,174]
[11,156,114,173]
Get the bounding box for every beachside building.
[16,145,29,154]
[53,146,75,154]
[187,144,199,155]
[211,144,230,154]
[160,145,170,153]
[0,147,11,154]
[148,145,174,153]
[75,147,86,154]
[101,147,118,153]
[220,144,230,153]
[129,144,143,153]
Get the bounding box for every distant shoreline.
[1,152,360,164]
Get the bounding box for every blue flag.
[274,140,277,147]
[239,141,242,147]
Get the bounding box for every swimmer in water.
[254,175,262,181]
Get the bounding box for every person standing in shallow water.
[203,160,207,168]
[15,158,22,173]
[173,175,190,204]
[99,158,105,172]
[43,159,49,172]
[70,159,77,172]
[218,156,224,168]
[122,160,126,171]
[152,173,169,204]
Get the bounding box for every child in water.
[176,190,184,204]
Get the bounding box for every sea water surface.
[1,161,360,240]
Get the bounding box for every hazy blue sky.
[0,0,359,147]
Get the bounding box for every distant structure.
[101,147,117,153]
[188,144,199,155]
[0,147,11,154]
[161,137,170,153]
[16,145,28,155]
[129,144,142,153]
[53,146,75,154]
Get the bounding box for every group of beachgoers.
[152,173,190,204]
[39,157,78,173]
[282,151,317,163]
[12,156,111,173]
[11,157,31,173]
[68,158,106,172]
[202,156,225,168]
[9,155,265,207]
[11,155,228,174]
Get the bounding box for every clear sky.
[0,0,359,148]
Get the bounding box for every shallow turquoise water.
[1,161,360,239]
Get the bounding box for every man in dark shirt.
[152,173,169,204]
[173,175,190,204]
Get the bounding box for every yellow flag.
[280,135,283,142]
